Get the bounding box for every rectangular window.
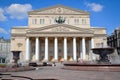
[40,19,44,24]
[2,59,5,63]
[0,58,5,63]
[82,19,86,24]
[32,19,37,24]
[74,19,79,24]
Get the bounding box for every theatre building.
[11,5,107,62]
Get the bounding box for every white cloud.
[86,2,103,12]
[6,4,32,19]
[0,8,7,21]
[0,27,8,34]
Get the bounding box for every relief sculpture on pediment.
[51,26,70,32]
[37,7,80,14]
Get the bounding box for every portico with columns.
[25,24,95,62]
[11,5,107,62]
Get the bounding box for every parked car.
[29,62,38,67]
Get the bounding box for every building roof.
[28,4,89,15]
[0,37,10,43]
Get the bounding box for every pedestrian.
[53,62,56,66]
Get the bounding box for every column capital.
[73,37,76,39]
[54,36,58,38]
[25,37,30,40]
[36,37,39,38]
[90,37,94,39]
[64,37,67,38]
[82,37,85,38]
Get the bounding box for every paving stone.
[2,63,120,80]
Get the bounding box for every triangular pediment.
[27,24,93,34]
[28,5,89,15]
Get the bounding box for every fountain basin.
[92,48,114,55]
[63,47,120,71]
[63,62,120,72]
[92,47,114,63]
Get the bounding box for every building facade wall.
[11,5,107,62]
[28,15,90,28]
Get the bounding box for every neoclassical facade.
[11,5,107,62]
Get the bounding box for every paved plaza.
[2,63,120,80]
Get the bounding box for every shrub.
[0,64,7,68]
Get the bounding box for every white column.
[35,37,40,61]
[26,37,30,61]
[73,37,77,60]
[64,37,67,61]
[91,38,94,48]
[45,37,48,61]
[54,37,58,61]
[89,38,95,60]
[82,37,86,60]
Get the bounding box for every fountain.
[0,50,35,72]
[63,46,120,71]
[11,51,21,67]
[91,47,114,64]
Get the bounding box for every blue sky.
[0,0,120,39]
